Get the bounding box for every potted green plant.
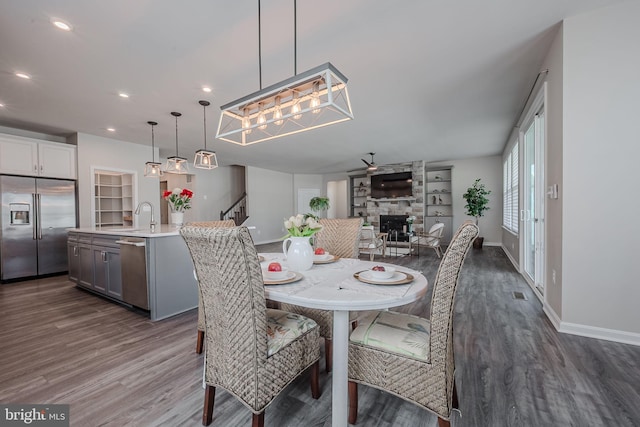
[309,196,330,216]
[462,178,491,248]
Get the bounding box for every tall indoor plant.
[463,178,491,248]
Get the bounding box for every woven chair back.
[187,219,236,228]
[428,221,478,367]
[188,219,236,332]
[316,218,363,258]
[180,226,269,407]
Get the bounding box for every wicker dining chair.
[347,221,478,427]
[280,217,363,373]
[181,226,321,427]
[187,219,236,354]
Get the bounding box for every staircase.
[220,192,248,225]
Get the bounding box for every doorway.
[521,95,546,296]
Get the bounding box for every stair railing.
[220,192,248,225]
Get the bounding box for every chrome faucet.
[135,201,156,233]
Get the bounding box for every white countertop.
[68,225,182,238]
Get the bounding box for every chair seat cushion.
[266,309,318,357]
[349,311,430,361]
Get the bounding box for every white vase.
[282,236,314,272]
[170,211,184,226]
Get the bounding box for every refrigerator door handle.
[36,193,43,240]
[32,193,38,240]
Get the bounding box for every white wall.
[541,23,564,320]
[324,172,350,218]
[162,165,244,224]
[428,156,503,244]
[74,132,160,228]
[0,125,67,144]
[245,166,294,244]
[562,2,640,335]
[327,180,348,218]
[293,174,323,216]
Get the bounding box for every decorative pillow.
[350,311,430,361]
[266,309,318,357]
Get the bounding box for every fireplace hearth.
[380,215,410,241]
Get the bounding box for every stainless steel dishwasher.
[116,237,149,310]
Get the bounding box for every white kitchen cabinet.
[0,134,77,179]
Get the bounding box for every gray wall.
[541,23,564,320]
[561,2,640,336]
[74,132,160,228]
[245,166,294,244]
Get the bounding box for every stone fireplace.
[366,160,424,233]
[380,214,410,241]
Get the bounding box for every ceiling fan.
[361,152,378,171]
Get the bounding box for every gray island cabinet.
[67,225,198,321]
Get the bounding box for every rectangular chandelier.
[216,62,353,146]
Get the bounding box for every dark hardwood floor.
[1,244,639,426]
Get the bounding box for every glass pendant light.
[242,108,252,134]
[310,81,321,114]
[273,96,284,126]
[194,100,218,170]
[144,121,163,177]
[164,111,189,174]
[291,91,302,120]
[257,103,267,130]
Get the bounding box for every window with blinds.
[503,143,519,233]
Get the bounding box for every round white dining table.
[260,253,429,427]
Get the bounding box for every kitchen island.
[67,225,197,321]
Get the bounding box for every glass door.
[522,107,545,294]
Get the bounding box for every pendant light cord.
[258,0,262,90]
[175,115,179,156]
[151,124,156,162]
[258,0,297,87]
[294,0,297,76]
[203,104,207,150]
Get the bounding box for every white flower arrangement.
[406,215,417,224]
[284,214,322,237]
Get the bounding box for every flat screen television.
[370,172,413,199]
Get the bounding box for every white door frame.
[519,84,546,299]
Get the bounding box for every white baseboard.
[558,321,640,347]
[543,302,562,330]
[484,241,501,247]
[544,299,640,346]
[500,244,520,271]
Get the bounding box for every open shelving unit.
[349,174,369,218]
[94,171,134,227]
[426,166,453,243]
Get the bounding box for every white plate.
[359,270,407,283]
[262,269,291,281]
[313,253,332,261]
[264,271,303,285]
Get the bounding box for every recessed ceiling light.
[202,86,212,93]
[52,19,72,31]
[15,72,31,79]
[118,93,129,98]
[0,103,5,108]
[107,128,116,132]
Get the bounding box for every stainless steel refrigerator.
[1,175,77,282]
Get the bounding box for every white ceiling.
[0,0,625,174]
